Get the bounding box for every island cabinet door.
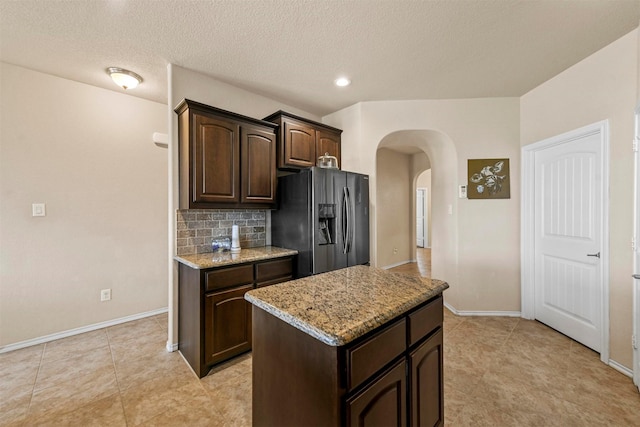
[410,329,444,427]
[204,285,253,366]
[346,359,407,427]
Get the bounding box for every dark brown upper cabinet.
[175,100,277,209]
[241,125,277,204]
[263,111,342,170]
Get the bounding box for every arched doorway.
[375,130,458,289]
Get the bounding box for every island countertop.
[174,246,297,269]
[244,265,449,346]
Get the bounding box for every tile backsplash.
[176,209,267,255]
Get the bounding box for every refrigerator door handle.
[348,186,355,253]
[343,187,351,254]
[342,187,347,254]
[347,187,352,253]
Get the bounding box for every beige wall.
[376,148,412,268]
[325,98,521,313]
[521,29,638,368]
[0,63,168,348]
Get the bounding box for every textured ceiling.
[1,0,639,116]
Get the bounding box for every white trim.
[0,307,168,354]
[166,341,179,352]
[444,301,521,317]
[633,102,640,388]
[521,120,610,364]
[608,359,633,378]
[382,260,416,270]
[167,63,178,363]
[602,121,611,365]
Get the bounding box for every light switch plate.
[459,185,467,198]
[32,203,46,217]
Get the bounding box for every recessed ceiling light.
[107,67,143,90]
[334,77,351,87]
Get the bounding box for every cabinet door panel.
[204,285,253,366]
[316,130,341,169]
[346,360,407,427]
[284,121,315,167]
[241,126,276,204]
[194,114,240,204]
[410,329,444,427]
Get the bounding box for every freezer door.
[271,169,313,277]
[312,168,347,274]
[347,172,370,266]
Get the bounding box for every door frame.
[521,120,610,364]
[416,187,427,248]
[633,104,640,388]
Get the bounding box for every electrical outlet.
[393,247,398,254]
[100,289,111,301]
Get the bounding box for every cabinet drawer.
[347,318,406,391]
[256,276,292,289]
[408,296,443,346]
[255,257,293,282]
[205,264,254,292]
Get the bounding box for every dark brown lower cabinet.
[252,294,444,426]
[204,284,252,366]
[411,329,444,427]
[178,256,293,378]
[346,360,407,427]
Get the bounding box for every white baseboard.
[381,260,415,269]
[444,301,521,317]
[166,341,179,352]
[608,359,633,378]
[0,307,168,354]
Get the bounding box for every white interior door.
[534,129,604,352]
[416,188,425,248]
[633,106,640,390]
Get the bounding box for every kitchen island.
[245,265,449,426]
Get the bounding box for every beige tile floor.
[1,249,638,426]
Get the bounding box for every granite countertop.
[174,246,298,269]
[245,265,449,347]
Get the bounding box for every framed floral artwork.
[467,158,510,199]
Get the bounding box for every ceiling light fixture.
[107,67,143,90]
[334,77,351,87]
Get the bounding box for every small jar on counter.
[211,237,231,252]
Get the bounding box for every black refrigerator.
[271,167,370,278]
